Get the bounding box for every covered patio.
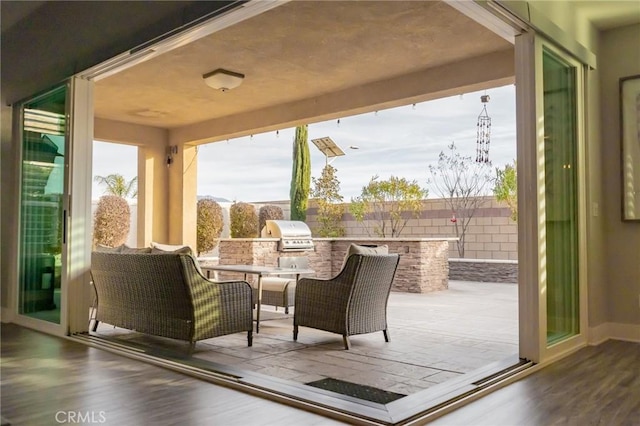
[91,0,514,250]
[91,279,518,401]
[86,2,519,405]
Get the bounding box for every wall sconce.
[202,68,245,92]
[166,145,178,167]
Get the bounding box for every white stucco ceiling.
[93,1,513,131]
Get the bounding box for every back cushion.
[150,245,193,256]
[95,244,124,253]
[341,243,389,269]
[150,244,203,276]
[120,245,152,254]
[151,242,192,253]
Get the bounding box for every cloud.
[92,142,138,199]
[93,85,517,203]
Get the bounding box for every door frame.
[9,77,94,336]
[516,31,589,364]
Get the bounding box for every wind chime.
[476,94,491,163]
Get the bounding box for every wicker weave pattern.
[294,254,400,343]
[91,252,253,345]
[179,255,253,341]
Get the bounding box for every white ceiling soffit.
[79,0,289,81]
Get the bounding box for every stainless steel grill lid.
[263,220,314,251]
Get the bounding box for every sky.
[92,84,516,202]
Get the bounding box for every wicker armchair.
[91,252,253,350]
[293,253,400,349]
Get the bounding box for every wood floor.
[1,324,342,426]
[433,338,640,426]
[2,323,638,425]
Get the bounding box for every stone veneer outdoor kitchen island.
[209,238,455,293]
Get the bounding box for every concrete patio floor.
[95,280,518,398]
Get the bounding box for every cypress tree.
[290,125,311,221]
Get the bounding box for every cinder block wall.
[305,196,517,260]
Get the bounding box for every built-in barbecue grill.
[263,220,314,252]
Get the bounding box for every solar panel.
[311,137,345,158]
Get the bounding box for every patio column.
[137,143,169,247]
[94,118,170,247]
[168,143,198,248]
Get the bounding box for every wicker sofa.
[90,251,254,349]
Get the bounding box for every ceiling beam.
[169,48,515,146]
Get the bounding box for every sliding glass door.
[516,33,588,363]
[542,48,581,345]
[14,78,94,335]
[18,85,69,324]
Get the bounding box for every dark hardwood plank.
[431,340,640,425]
[1,324,344,426]
[3,323,638,426]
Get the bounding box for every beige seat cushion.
[253,256,309,291]
[256,277,296,292]
[341,243,389,269]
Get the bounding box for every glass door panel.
[18,85,68,324]
[542,48,580,345]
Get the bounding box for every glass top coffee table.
[200,264,314,333]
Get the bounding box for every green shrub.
[93,195,130,248]
[258,205,284,233]
[230,202,258,238]
[349,175,427,238]
[311,164,345,237]
[197,198,224,255]
[493,161,517,222]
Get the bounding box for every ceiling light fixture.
[203,68,245,92]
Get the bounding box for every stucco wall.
[599,24,640,326]
[521,2,640,329]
